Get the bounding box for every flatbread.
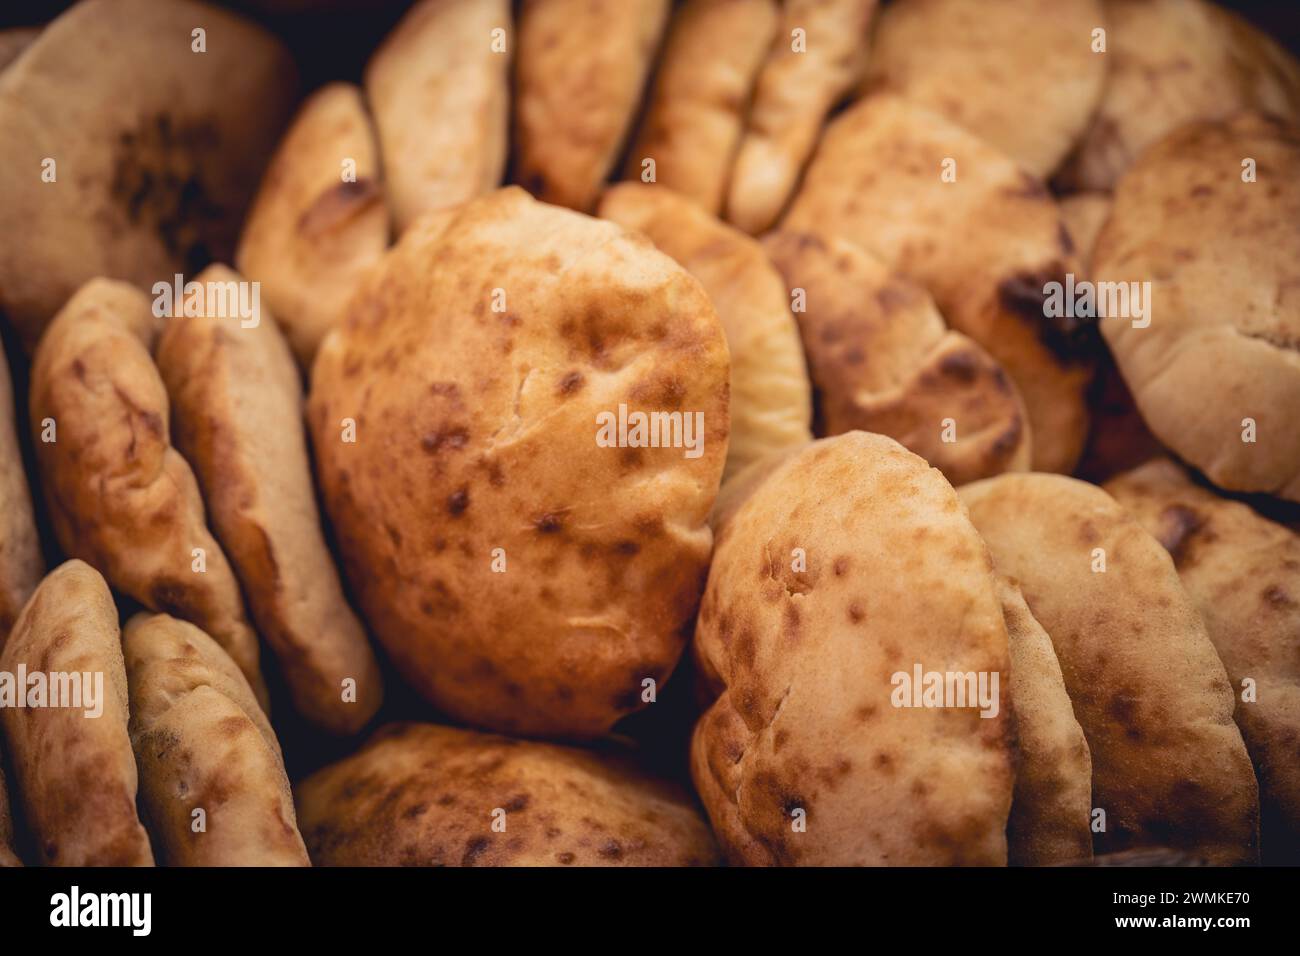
[960,473,1259,864]
[0,560,154,866]
[124,613,310,866]
[156,265,383,735]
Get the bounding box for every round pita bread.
[782,94,1094,473]
[1105,458,1300,862]
[1059,0,1300,192]
[1094,112,1300,501]
[623,0,777,214]
[599,182,811,480]
[693,432,1015,865]
[296,722,720,866]
[0,0,296,351]
[308,187,729,737]
[762,229,1030,484]
[862,0,1105,179]
[235,83,390,369]
[124,613,310,866]
[156,265,383,735]
[514,0,669,212]
[364,0,509,232]
[0,560,154,866]
[960,473,1260,864]
[29,278,268,707]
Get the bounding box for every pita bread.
[0,335,41,639]
[156,265,383,735]
[693,432,1015,865]
[1105,458,1300,862]
[725,0,879,233]
[1058,192,1112,279]
[308,187,729,737]
[0,0,296,351]
[959,473,1260,864]
[1094,112,1300,502]
[514,0,669,212]
[235,83,389,368]
[997,576,1093,866]
[762,229,1030,484]
[783,94,1093,473]
[862,0,1105,178]
[0,27,37,73]
[1060,0,1300,192]
[623,0,777,214]
[124,613,310,866]
[0,761,19,866]
[29,278,268,708]
[598,182,811,479]
[364,0,509,232]
[296,722,719,866]
[0,560,154,866]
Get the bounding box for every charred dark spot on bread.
[998,268,1099,362]
[938,347,980,384]
[556,370,585,396]
[446,487,470,517]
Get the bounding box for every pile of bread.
[0,0,1297,867]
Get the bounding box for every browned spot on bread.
[1156,504,1205,567]
[298,179,381,237]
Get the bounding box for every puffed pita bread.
[725,0,878,234]
[763,229,1030,484]
[783,94,1093,473]
[29,279,268,708]
[514,0,669,212]
[862,0,1105,179]
[0,560,154,866]
[364,0,509,232]
[0,27,37,73]
[960,473,1259,864]
[1105,458,1300,861]
[308,187,729,737]
[235,83,389,368]
[623,0,777,214]
[1094,112,1300,502]
[1058,193,1112,279]
[0,0,296,351]
[1059,0,1300,192]
[599,182,810,479]
[296,722,719,866]
[0,760,19,866]
[693,432,1015,865]
[124,613,310,866]
[997,576,1093,866]
[156,265,383,735]
[0,335,41,639]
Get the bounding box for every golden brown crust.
[514,0,669,212]
[1095,112,1300,502]
[1105,459,1300,862]
[308,187,729,737]
[0,334,42,639]
[364,0,509,232]
[1060,0,1300,192]
[156,265,383,735]
[725,0,879,233]
[862,0,1105,178]
[598,182,811,480]
[623,0,777,214]
[0,560,154,866]
[960,474,1260,864]
[997,576,1093,866]
[783,94,1093,473]
[0,0,296,351]
[296,722,720,866]
[29,278,268,708]
[693,432,1015,865]
[762,229,1030,484]
[235,83,390,368]
[124,613,310,866]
